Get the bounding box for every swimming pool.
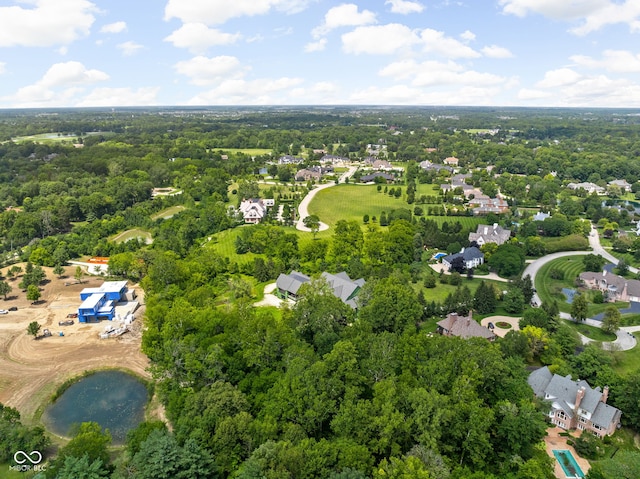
[553,449,585,478]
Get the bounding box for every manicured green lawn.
[110,228,152,244]
[0,463,38,478]
[308,184,482,230]
[416,276,504,304]
[563,319,617,342]
[535,256,630,315]
[150,205,186,220]
[11,131,113,144]
[612,342,640,376]
[213,148,273,156]
[535,256,588,313]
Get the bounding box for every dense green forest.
[3,107,640,478]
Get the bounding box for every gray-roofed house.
[436,312,496,340]
[532,211,551,222]
[276,271,311,300]
[441,247,484,271]
[321,272,366,309]
[468,223,511,246]
[528,366,621,437]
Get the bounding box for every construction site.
[0,265,152,424]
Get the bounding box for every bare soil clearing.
[0,266,150,424]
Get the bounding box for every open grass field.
[150,205,186,221]
[416,277,505,304]
[11,131,113,144]
[110,229,152,244]
[308,184,482,230]
[213,148,273,156]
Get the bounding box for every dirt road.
[0,266,150,423]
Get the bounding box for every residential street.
[523,225,638,351]
[295,165,357,232]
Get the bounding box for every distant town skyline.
[1,0,640,108]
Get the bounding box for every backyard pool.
[553,449,585,478]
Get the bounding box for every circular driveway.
[481,315,521,338]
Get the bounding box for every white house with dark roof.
[567,182,606,195]
[528,366,621,437]
[441,247,484,270]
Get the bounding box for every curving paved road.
[296,165,358,232]
[523,225,637,351]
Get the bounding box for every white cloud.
[571,1,640,35]
[386,0,425,15]
[341,24,480,58]
[117,41,144,56]
[40,61,109,87]
[560,77,640,106]
[499,0,640,36]
[571,50,640,72]
[460,30,476,42]
[187,77,304,104]
[420,29,480,58]
[342,24,418,55]
[535,68,582,88]
[380,59,506,87]
[164,0,312,25]
[517,88,553,100]
[4,61,109,107]
[304,38,327,52]
[174,55,244,86]
[499,0,607,20]
[348,84,503,105]
[0,0,96,47]
[165,23,241,53]
[57,46,69,56]
[75,87,160,107]
[481,45,514,58]
[101,21,126,34]
[312,4,377,38]
[290,81,341,101]
[0,62,6,75]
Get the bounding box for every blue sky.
[1,0,640,108]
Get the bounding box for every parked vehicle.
[8,306,17,311]
[58,320,74,326]
[0,310,8,315]
[66,313,78,318]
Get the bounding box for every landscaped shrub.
[543,234,589,253]
[549,268,565,280]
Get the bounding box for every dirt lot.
[0,265,151,424]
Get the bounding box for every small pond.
[43,370,148,444]
[562,288,577,304]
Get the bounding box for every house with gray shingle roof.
[528,366,621,437]
[276,271,311,300]
[321,272,366,309]
[468,223,511,246]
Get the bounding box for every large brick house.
[528,366,621,437]
[579,270,640,303]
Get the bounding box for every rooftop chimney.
[602,386,609,404]
[575,386,586,412]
